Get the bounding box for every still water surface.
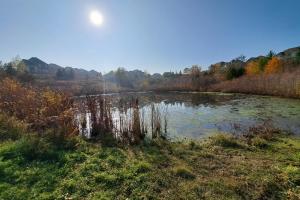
[78,92,300,139]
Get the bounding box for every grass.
[172,166,195,179]
[0,121,300,199]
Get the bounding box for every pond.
[77,92,300,139]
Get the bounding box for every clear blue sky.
[0,0,299,73]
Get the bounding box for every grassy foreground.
[0,120,300,199]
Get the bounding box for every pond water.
[77,92,300,139]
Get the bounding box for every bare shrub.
[234,121,284,149]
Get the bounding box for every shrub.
[244,122,280,142]
[133,161,151,173]
[99,134,117,147]
[1,136,61,162]
[283,165,300,186]
[106,155,124,168]
[0,78,77,138]
[189,141,196,149]
[0,114,27,141]
[173,166,195,179]
[251,136,268,149]
[211,134,243,148]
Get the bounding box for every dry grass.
[0,116,299,199]
[210,69,300,98]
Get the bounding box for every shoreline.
[1,120,299,199]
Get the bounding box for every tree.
[183,67,190,74]
[190,65,201,78]
[0,61,4,78]
[246,61,260,75]
[0,57,34,82]
[295,49,300,64]
[209,63,225,75]
[235,55,246,62]
[226,67,245,80]
[16,61,27,73]
[267,50,276,59]
[56,68,74,80]
[3,63,17,76]
[163,71,175,78]
[258,57,269,71]
[115,67,133,88]
[264,57,283,74]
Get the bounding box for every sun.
[89,10,103,26]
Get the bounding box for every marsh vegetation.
[0,1,299,198]
[0,114,300,199]
[76,91,300,139]
[0,77,299,200]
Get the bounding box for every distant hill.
[21,57,101,80]
[8,45,298,94]
[22,57,57,74]
[277,46,300,60]
[19,45,300,82]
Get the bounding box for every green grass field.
[0,118,300,199]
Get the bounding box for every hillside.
[21,57,101,81]
[1,46,299,96]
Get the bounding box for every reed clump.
[150,104,168,139]
[79,96,153,145]
[117,98,147,144]
[85,95,113,138]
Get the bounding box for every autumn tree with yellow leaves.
[246,56,284,75]
[264,57,283,74]
[245,61,260,75]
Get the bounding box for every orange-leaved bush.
[0,78,77,137]
[264,57,283,74]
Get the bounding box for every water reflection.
[76,92,300,139]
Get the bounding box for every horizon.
[1,0,300,73]
[13,43,300,75]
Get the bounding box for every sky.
[0,0,300,73]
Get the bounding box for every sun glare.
[89,10,103,26]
